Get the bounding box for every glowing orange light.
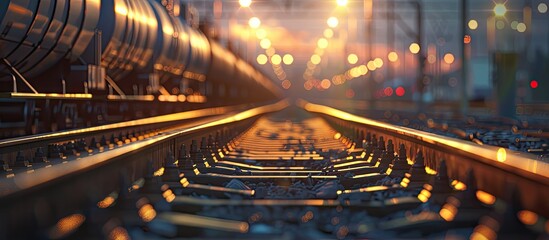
[373,58,384,68]
[317,38,329,49]
[464,35,472,44]
[257,54,268,65]
[281,80,291,89]
[517,210,538,225]
[271,54,282,65]
[304,81,313,90]
[283,54,294,65]
[138,203,156,222]
[476,190,496,205]
[388,52,399,62]
[497,148,506,162]
[443,53,455,64]
[49,214,86,239]
[409,43,420,54]
[108,226,130,240]
[97,193,118,208]
[320,79,331,89]
[347,54,358,64]
[358,65,368,75]
[311,54,322,64]
[367,61,376,71]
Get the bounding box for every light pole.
[460,0,468,116]
[490,3,517,119]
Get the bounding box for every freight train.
[0,0,282,138]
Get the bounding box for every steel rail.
[298,99,549,217]
[0,103,268,154]
[0,100,289,199]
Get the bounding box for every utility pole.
[460,0,469,117]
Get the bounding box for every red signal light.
[395,86,405,96]
[530,80,538,89]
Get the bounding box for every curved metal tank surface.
[206,40,236,83]
[183,26,211,81]
[94,0,158,81]
[23,0,84,76]
[150,0,189,80]
[0,1,41,73]
[11,0,69,73]
[0,0,100,77]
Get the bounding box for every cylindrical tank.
[206,40,236,83]
[183,25,211,82]
[0,0,100,76]
[149,0,189,79]
[0,0,100,77]
[89,0,158,81]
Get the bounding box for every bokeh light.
[336,0,348,7]
[468,20,478,30]
[281,79,291,89]
[384,87,394,97]
[311,54,322,65]
[260,39,271,49]
[539,3,548,13]
[239,0,252,7]
[283,54,294,65]
[317,38,329,49]
[347,54,358,64]
[388,52,399,62]
[427,55,436,64]
[256,54,268,65]
[265,47,276,56]
[320,79,331,89]
[443,53,455,64]
[516,23,526,32]
[367,61,376,71]
[323,29,334,38]
[511,21,519,30]
[496,20,505,29]
[493,4,507,17]
[373,58,384,68]
[409,43,420,54]
[271,54,282,65]
[396,86,406,96]
[464,35,471,44]
[248,17,261,28]
[327,17,339,28]
[530,80,538,89]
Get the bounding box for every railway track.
[0,100,548,239]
